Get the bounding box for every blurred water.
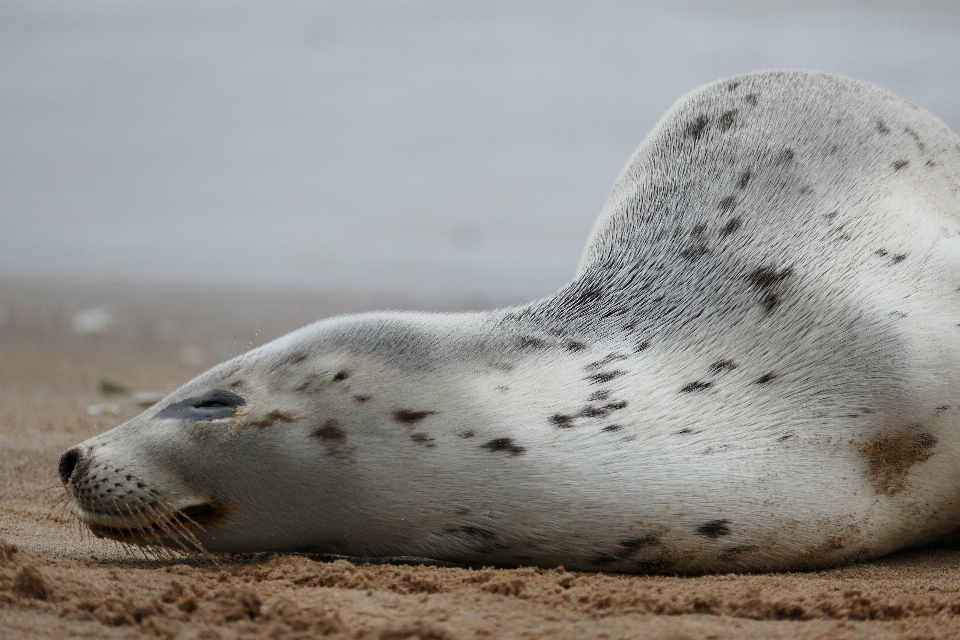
[2,1,958,301]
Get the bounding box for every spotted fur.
[59,71,960,574]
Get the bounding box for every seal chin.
[78,502,230,547]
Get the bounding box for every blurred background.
[2,0,959,308]
[4,0,959,562]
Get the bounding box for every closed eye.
[191,390,245,410]
[193,399,232,409]
[156,389,246,421]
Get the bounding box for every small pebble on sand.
[87,403,120,417]
[133,392,166,407]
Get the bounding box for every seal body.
[59,71,960,573]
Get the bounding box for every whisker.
[107,496,141,559]
[65,463,221,564]
[148,494,210,558]
[132,497,187,557]
[245,318,273,353]
[126,474,211,557]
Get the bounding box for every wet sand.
[3,276,960,639]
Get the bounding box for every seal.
[58,71,960,573]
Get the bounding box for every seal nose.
[58,447,81,485]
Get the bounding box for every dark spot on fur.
[754,372,777,384]
[410,432,436,447]
[747,266,793,292]
[737,169,751,189]
[518,336,546,349]
[680,381,712,393]
[697,520,731,539]
[681,243,709,260]
[859,430,937,495]
[587,370,626,384]
[677,428,693,435]
[251,410,296,428]
[636,340,650,353]
[569,285,602,307]
[777,434,793,442]
[482,438,525,456]
[876,248,888,257]
[580,405,608,418]
[606,400,628,411]
[446,526,497,539]
[728,81,740,90]
[589,390,611,401]
[617,535,658,556]
[312,419,346,441]
[776,148,794,163]
[228,380,245,389]
[393,409,438,424]
[290,352,309,365]
[551,414,575,428]
[824,210,838,220]
[916,432,937,447]
[352,394,371,404]
[602,425,622,432]
[718,546,756,560]
[745,93,757,106]
[710,359,737,374]
[685,115,709,140]
[632,559,674,572]
[587,352,629,370]
[800,185,812,195]
[332,370,349,382]
[294,375,321,392]
[566,340,587,352]
[719,109,737,131]
[893,159,909,171]
[719,195,737,211]
[721,218,741,236]
[691,223,706,237]
[876,119,890,134]
[905,127,926,151]
[935,405,950,416]
[892,253,907,263]
[459,430,475,438]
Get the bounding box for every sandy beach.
[3,276,960,639]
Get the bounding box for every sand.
[3,276,960,639]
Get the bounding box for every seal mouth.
[83,502,230,547]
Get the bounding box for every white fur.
[62,71,960,573]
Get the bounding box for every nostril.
[58,448,80,485]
